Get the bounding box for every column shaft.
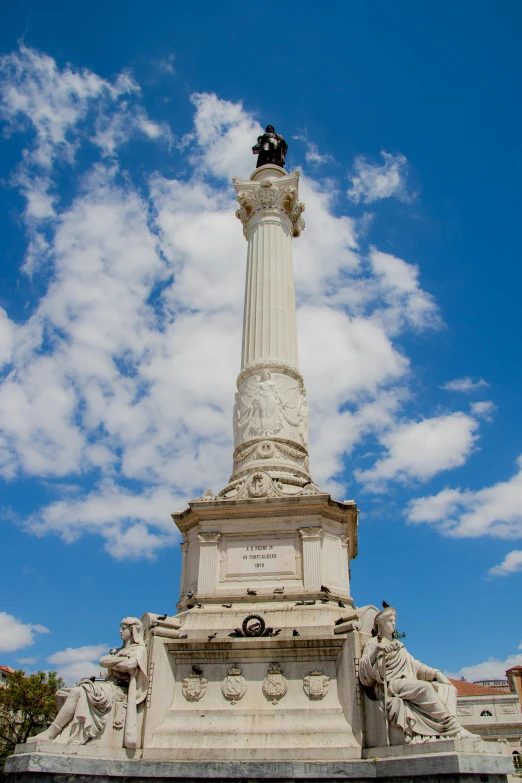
[229,166,311,489]
[242,217,298,368]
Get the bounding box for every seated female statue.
[360,604,478,744]
[33,616,148,749]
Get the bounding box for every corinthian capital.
[233,169,305,238]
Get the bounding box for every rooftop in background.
[450,678,511,696]
[473,679,509,688]
[0,665,14,688]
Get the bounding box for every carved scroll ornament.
[233,171,305,238]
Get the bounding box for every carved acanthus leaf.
[198,532,221,543]
[233,172,305,238]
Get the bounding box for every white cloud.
[0,43,125,169]
[446,645,522,682]
[347,150,411,204]
[92,108,172,157]
[188,92,262,180]
[299,307,409,411]
[47,644,108,685]
[308,390,408,495]
[407,454,522,540]
[0,44,171,277]
[292,133,332,165]
[0,308,14,368]
[441,377,489,393]
[0,50,452,558]
[369,249,440,333]
[0,612,49,653]
[488,550,522,577]
[25,481,181,560]
[17,656,38,665]
[152,54,175,76]
[0,44,171,168]
[470,400,496,422]
[356,413,479,492]
[294,177,360,296]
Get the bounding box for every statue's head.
[260,371,271,381]
[265,125,275,133]
[373,604,396,636]
[120,617,145,646]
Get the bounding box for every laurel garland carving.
[237,360,303,388]
[232,440,309,475]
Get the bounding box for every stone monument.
[5,131,513,783]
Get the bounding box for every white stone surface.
[173,493,357,606]
[230,167,309,488]
[145,635,361,761]
[224,535,297,578]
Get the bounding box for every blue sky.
[0,0,521,685]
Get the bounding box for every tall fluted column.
[242,210,299,368]
[225,164,315,494]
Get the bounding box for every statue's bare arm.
[99,653,138,673]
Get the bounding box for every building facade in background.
[0,666,14,688]
[451,675,522,777]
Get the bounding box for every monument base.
[4,743,513,783]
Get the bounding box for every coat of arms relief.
[303,670,330,700]
[221,665,247,705]
[182,672,208,702]
[262,663,288,705]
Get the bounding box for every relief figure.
[235,371,304,441]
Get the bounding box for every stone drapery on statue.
[252,125,288,168]
[359,605,478,744]
[32,617,148,749]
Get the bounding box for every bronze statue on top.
[253,125,288,168]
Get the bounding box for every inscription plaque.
[224,536,297,579]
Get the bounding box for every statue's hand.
[434,671,451,685]
[377,638,395,654]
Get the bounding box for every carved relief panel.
[233,370,308,449]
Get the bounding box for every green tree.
[0,670,64,768]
